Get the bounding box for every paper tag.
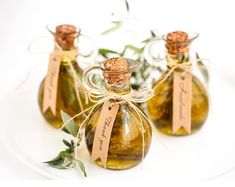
[91,101,119,167]
[42,53,61,115]
[172,71,192,134]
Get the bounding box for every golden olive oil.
[147,69,209,135]
[38,60,89,128]
[84,58,152,169]
[38,24,91,128]
[147,31,209,135]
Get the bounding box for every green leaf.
[131,84,140,90]
[151,30,156,37]
[142,38,151,43]
[142,31,161,44]
[62,140,76,152]
[125,0,130,12]
[98,48,120,58]
[59,151,71,158]
[45,139,87,177]
[76,160,87,177]
[120,45,143,56]
[48,158,75,169]
[126,45,143,53]
[120,46,127,57]
[63,139,71,148]
[70,140,76,150]
[60,110,79,137]
[101,21,122,35]
[48,163,69,169]
[44,155,64,165]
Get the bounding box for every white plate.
[0,65,235,180]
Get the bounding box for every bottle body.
[147,69,209,135]
[38,60,89,128]
[85,102,152,169]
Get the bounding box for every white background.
[0,0,235,181]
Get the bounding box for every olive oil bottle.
[147,31,209,135]
[83,57,152,169]
[38,24,93,128]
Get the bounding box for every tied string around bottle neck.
[26,36,89,115]
[88,87,154,104]
[152,56,210,96]
[157,60,192,85]
[59,85,164,168]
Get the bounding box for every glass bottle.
[38,24,96,128]
[146,31,209,136]
[83,57,152,169]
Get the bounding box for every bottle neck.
[54,46,78,66]
[166,52,189,63]
[105,81,131,95]
[166,52,190,70]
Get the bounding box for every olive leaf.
[151,30,156,37]
[99,48,121,58]
[121,45,143,56]
[98,29,162,89]
[60,110,79,137]
[142,30,161,43]
[44,139,87,177]
[76,159,87,177]
[98,2,163,89]
[101,1,129,36]
[125,0,130,12]
[101,21,123,35]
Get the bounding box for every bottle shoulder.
[88,101,150,127]
[153,69,207,91]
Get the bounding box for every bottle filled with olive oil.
[38,24,95,128]
[146,31,209,136]
[83,57,152,169]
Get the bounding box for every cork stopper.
[55,24,78,50]
[166,31,189,55]
[103,57,131,84]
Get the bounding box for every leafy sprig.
[98,29,161,89]
[45,111,87,177]
[44,139,87,177]
[98,0,163,89]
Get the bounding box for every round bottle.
[38,24,94,128]
[146,31,209,135]
[83,57,152,169]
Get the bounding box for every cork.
[166,31,189,55]
[103,57,131,84]
[55,24,78,50]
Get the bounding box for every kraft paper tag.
[91,101,119,167]
[172,71,192,134]
[42,53,61,115]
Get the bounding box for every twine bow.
[88,87,154,104]
[60,85,161,167]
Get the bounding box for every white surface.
[0,63,235,180]
[0,0,235,180]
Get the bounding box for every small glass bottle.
[38,24,96,128]
[146,31,209,136]
[83,57,152,169]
